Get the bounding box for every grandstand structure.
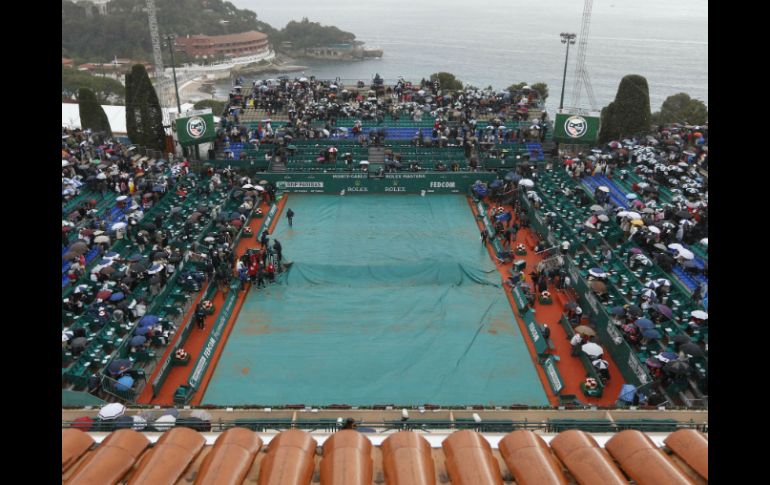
[63,77,706,482]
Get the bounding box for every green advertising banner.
[523,311,549,356]
[542,356,564,395]
[553,112,600,144]
[258,172,497,195]
[176,113,217,146]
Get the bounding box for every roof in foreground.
[63,427,707,484]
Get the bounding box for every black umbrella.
[107,358,132,376]
[70,336,88,352]
[626,305,643,317]
[609,306,626,316]
[130,262,146,273]
[664,360,690,375]
[680,342,705,357]
[672,334,691,344]
[676,210,692,220]
[113,415,135,429]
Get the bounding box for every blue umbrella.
[495,212,512,222]
[139,315,160,326]
[634,318,655,329]
[105,252,119,259]
[489,179,503,189]
[660,351,679,361]
[109,292,125,302]
[134,326,151,336]
[641,328,662,340]
[609,306,626,316]
[97,259,112,266]
[129,336,146,347]
[107,359,132,376]
[617,384,637,403]
[128,254,143,262]
[115,375,134,392]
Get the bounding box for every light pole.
[559,33,576,111]
[165,34,187,158]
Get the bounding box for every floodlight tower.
[569,0,598,114]
[146,0,172,127]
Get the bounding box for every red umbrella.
[62,226,73,233]
[72,416,93,431]
[96,290,112,300]
[564,159,574,166]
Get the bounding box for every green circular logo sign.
[186,116,207,139]
[564,115,588,138]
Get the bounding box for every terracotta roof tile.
[550,429,628,485]
[321,429,373,485]
[258,428,318,485]
[442,430,503,485]
[62,429,94,473]
[61,427,709,485]
[499,430,568,485]
[605,430,697,485]
[664,429,708,480]
[381,431,436,485]
[66,429,150,485]
[195,428,263,485]
[127,427,206,484]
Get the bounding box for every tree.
[530,82,549,102]
[125,64,166,150]
[652,93,708,126]
[599,74,651,143]
[193,99,226,115]
[63,66,125,104]
[507,82,527,93]
[429,72,463,91]
[78,88,113,137]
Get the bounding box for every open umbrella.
[134,326,151,336]
[132,415,148,431]
[609,306,626,316]
[626,193,638,200]
[72,416,94,431]
[115,375,135,392]
[111,222,127,231]
[647,226,661,234]
[589,280,607,294]
[190,409,212,421]
[597,214,609,222]
[98,402,126,420]
[641,328,662,340]
[107,359,132,376]
[161,408,180,418]
[108,292,125,302]
[690,310,708,320]
[659,351,679,362]
[634,318,655,330]
[154,414,177,431]
[672,334,691,345]
[70,337,88,352]
[574,325,596,337]
[588,268,607,278]
[617,384,637,403]
[680,342,705,357]
[129,335,146,348]
[147,264,164,274]
[590,204,604,212]
[581,342,604,358]
[626,305,643,317]
[645,357,663,368]
[597,186,610,193]
[242,184,254,189]
[653,304,674,319]
[664,360,689,376]
[676,248,695,260]
[519,179,535,187]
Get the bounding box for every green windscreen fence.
[202,195,548,406]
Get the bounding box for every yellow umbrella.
[630,219,644,226]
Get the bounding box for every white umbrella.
[592,359,609,370]
[190,409,212,421]
[154,414,177,431]
[588,268,608,278]
[581,342,604,358]
[255,185,265,191]
[359,160,370,165]
[96,173,107,180]
[111,222,127,230]
[94,235,111,244]
[242,184,254,189]
[299,77,308,82]
[617,211,630,218]
[624,211,641,220]
[62,160,71,167]
[700,238,708,247]
[626,193,638,200]
[328,147,338,153]
[647,226,661,234]
[116,195,128,202]
[597,214,609,222]
[668,243,685,252]
[641,288,656,299]
[132,415,148,431]
[98,402,126,420]
[590,204,604,211]
[519,179,535,187]
[598,186,610,193]
[677,248,695,260]
[691,310,708,320]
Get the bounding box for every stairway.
[270,158,287,172]
[368,146,386,164]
